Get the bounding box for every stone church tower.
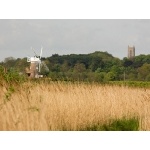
[128,46,135,59]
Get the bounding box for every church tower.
[128,46,135,59]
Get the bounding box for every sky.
[0,19,150,62]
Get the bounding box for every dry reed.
[0,81,150,130]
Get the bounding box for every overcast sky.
[0,19,150,62]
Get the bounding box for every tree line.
[0,51,150,82]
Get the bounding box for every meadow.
[0,78,150,131]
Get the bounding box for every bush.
[81,117,139,131]
[0,66,26,84]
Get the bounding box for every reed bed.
[0,81,150,130]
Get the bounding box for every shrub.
[0,65,26,85]
[82,117,139,131]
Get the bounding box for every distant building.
[128,46,135,59]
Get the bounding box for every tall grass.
[82,117,139,131]
[0,79,150,130]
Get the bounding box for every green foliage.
[0,65,26,84]
[4,86,15,103]
[28,106,40,112]
[100,117,139,131]
[109,81,150,88]
[138,63,150,81]
[0,66,5,79]
[1,51,150,82]
[73,63,86,73]
[0,65,27,103]
[82,117,139,131]
[5,69,26,84]
[105,71,116,81]
[123,58,133,67]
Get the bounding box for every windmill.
[26,47,49,78]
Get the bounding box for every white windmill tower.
[26,47,43,78]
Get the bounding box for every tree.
[89,57,103,72]
[4,57,16,63]
[105,71,116,81]
[52,64,61,72]
[146,74,150,81]
[138,63,150,81]
[122,57,133,67]
[3,57,16,69]
[61,61,70,72]
[110,65,124,80]
[73,63,86,73]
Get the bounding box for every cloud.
[0,19,150,61]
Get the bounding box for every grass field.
[0,80,150,131]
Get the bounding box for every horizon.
[1,49,149,63]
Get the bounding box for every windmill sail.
[38,61,41,72]
[41,61,49,72]
[40,47,43,59]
